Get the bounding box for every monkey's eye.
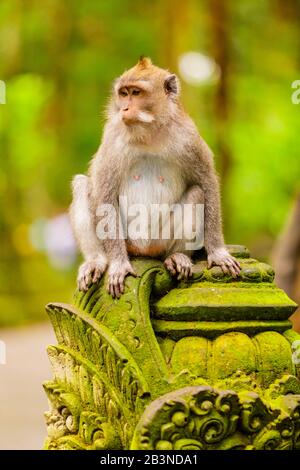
[132,89,141,96]
[119,89,128,97]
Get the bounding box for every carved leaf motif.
[45,303,150,449]
[240,393,280,434]
[131,386,241,450]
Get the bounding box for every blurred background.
[0,0,300,449]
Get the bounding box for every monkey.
[70,57,241,298]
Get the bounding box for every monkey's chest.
[120,158,185,207]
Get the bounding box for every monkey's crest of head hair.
[137,56,152,69]
[120,57,164,82]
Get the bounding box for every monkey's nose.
[122,109,133,123]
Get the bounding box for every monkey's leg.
[164,185,204,280]
[70,175,107,291]
[164,185,240,278]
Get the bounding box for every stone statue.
[43,246,300,450]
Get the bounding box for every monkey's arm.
[89,154,136,297]
[190,138,240,277]
[70,174,108,291]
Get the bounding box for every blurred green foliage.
[0,0,299,326]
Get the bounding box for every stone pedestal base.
[43,246,300,450]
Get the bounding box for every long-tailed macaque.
[70,57,241,297]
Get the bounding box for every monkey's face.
[117,85,155,125]
[112,57,180,130]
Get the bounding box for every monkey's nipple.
[133,174,141,181]
[158,175,165,183]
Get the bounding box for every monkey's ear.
[164,74,180,96]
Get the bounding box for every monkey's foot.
[207,247,241,278]
[77,257,107,292]
[107,259,137,298]
[164,252,193,280]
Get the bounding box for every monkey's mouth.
[122,116,139,125]
[122,111,154,125]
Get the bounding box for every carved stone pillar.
[43,245,300,450]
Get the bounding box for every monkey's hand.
[77,256,108,292]
[107,259,137,298]
[207,247,241,278]
[164,253,193,280]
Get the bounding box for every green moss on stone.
[152,319,292,340]
[154,284,297,321]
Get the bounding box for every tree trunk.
[273,193,300,332]
[207,0,233,226]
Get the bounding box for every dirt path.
[0,322,56,450]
